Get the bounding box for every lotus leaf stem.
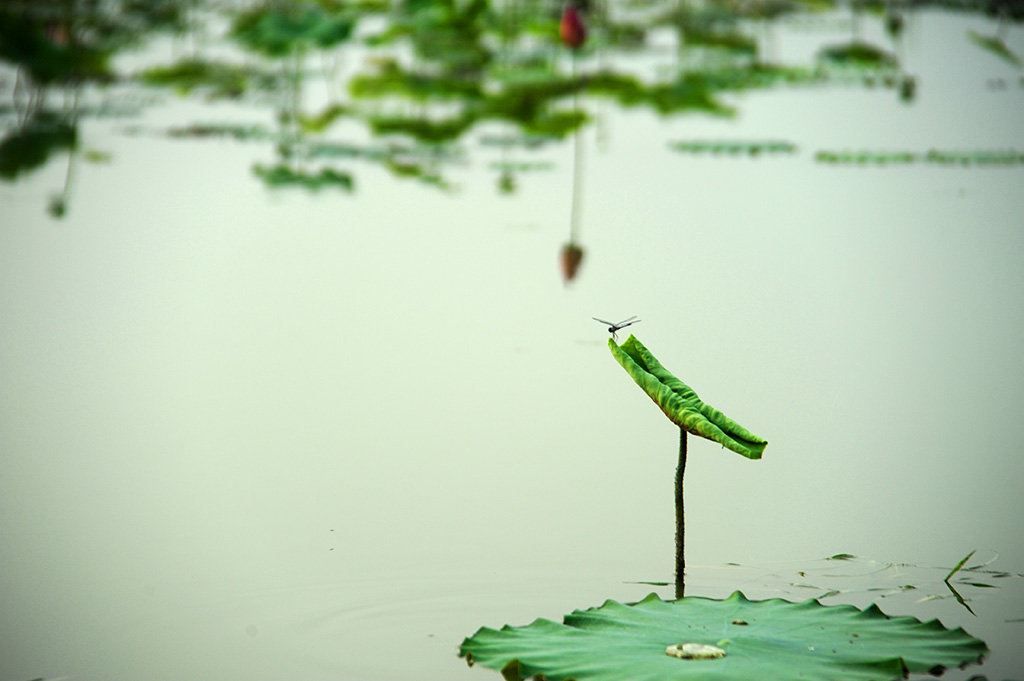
[675,428,687,599]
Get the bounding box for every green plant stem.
[675,428,687,599]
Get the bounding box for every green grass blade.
[946,550,977,583]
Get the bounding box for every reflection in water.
[560,241,584,281]
[563,2,587,282]
[0,1,185,217]
[0,111,75,172]
[0,0,959,225]
[560,3,587,50]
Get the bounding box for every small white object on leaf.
[665,643,727,660]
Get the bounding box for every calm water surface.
[1,4,1023,680]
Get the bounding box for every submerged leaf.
[608,336,766,459]
[459,591,988,681]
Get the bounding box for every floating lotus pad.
[669,140,796,155]
[816,149,1024,166]
[459,591,987,681]
[608,336,766,459]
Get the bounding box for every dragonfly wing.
[613,316,638,326]
[592,317,614,325]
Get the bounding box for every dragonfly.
[592,316,640,341]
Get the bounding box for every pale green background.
[1,9,1023,681]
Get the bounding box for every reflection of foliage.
[348,59,816,144]
[0,11,110,86]
[382,155,449,188]
[670,140,797,155]
[252,163,353,191]
[386,62,830,137]
[816,150,916,164]
[166,123,274,140]
[0,0,184,86]
[230,4,356,57]
[986,0,1024,20]
[512,108,587,138]
[384,0,492,74]
[675,17,758,54]
[644,75,734,115]
[5,0,993,200]
[490,160,555,172]
[696,63,823,90]
[926,149,1024,164]
[349,61,484,101]
[300,104,350,133]
[967,30,1022,66]
[818,41,898,68]
[139,59,255,98]
[485,79,584,134]
[0,114,76,180]
[351,65,588,139]
[816,148,1024,165]
[367,113,475,143]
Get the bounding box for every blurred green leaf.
[0,11,112,85]
[231,5,355,57]
[815,149,1024,165]
[669,140,796,155]
[818,41,897,68]
[967,30,1022,67]
[139,59,253,98]
[0,117,77,181]
[349,61,483,101]
[166,124,273,141]
[252,164,353,191]
[368,114,474,143]
[300,104,350,133]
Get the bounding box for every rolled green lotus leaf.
[609,335,767,459]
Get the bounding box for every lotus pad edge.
[459,591,987,681]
